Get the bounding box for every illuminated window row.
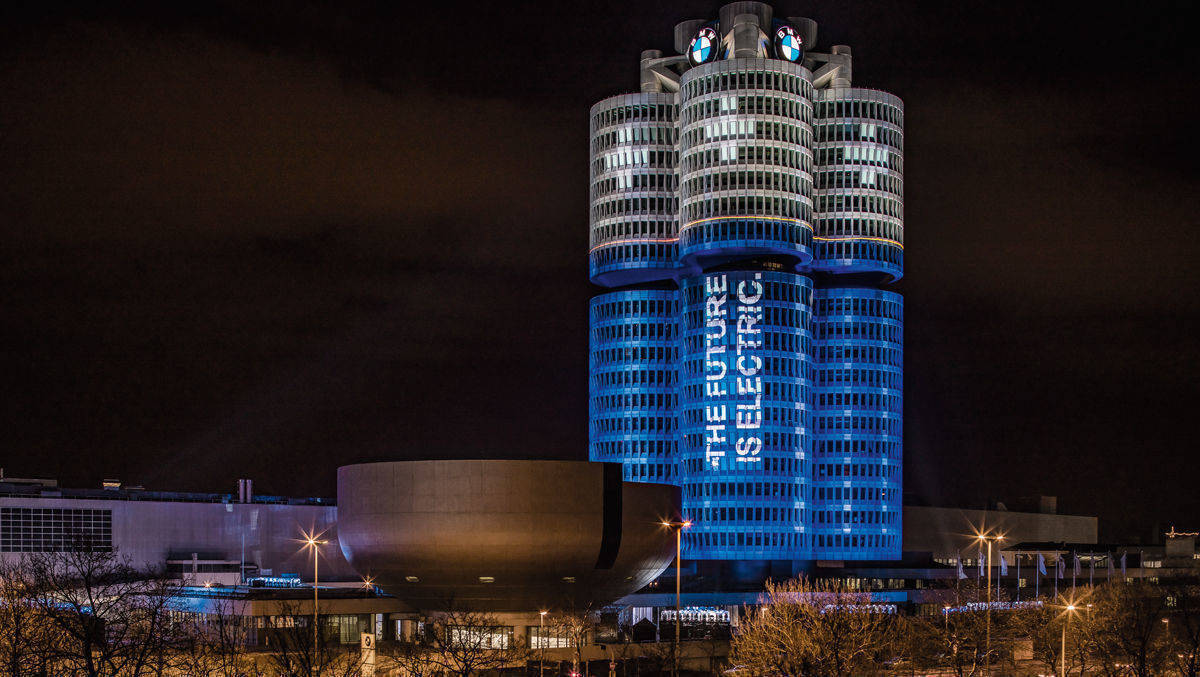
[681,196,812,225]
[592,148,676,175]
[816,216,903,242]
[590,219,677,249]
[591,392,676,412]
[814,97,903,127]
[681,63,813,100]
[681,380,808,403]
[591,368,677,388]
[815,169,902,196]
[590,99,677,131]
[592,347,675,368]
[814,414,901,435]
[591,416,676,433]
[622,462,676,482]
[815,321,901,341]
[813,510,897,526]
[590,295,677,319]
[814,146,901,172]
[592,439,677,458]
[591,172,676,198]
[682,169,812,199]
[589,243,676,271]
[681,94,812,126]
[590,124,677,153]
[681,119,813,149]
[814,462,899,480]
[816,391,900,410]
[816,486,896,502]
[685,530,805,552]
[681,144,813,173]
[815,345,902,366]
[815,368,901,388]
[814,533,898,550]
[682,406,810,427]
[815,192,902,218]
[815,294,901,319]
[680,455,803,475]
[591,196,677,220]
[814,122,902,149]
[682,480,805,500]
[815,439,901,457]
[695,506,804,524]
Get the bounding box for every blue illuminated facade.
[588,2,902,561]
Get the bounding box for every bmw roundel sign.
[688,26,720,66]
[774,25,804,62]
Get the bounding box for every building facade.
[588,2,903,561]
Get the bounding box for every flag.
[999,553,1008,575]
[957,555,967,580]
[1057,557,1065,579]
[1107,553,1115,577]
[1074,553,1082,576]
[978,549,985,577]
[1090,557,1095,575]
[1037,553,1048,576]
[1121,552,1127,576]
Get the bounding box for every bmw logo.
[688,26,720,66]
[774,25,804,62]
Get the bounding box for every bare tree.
[21,544,176,677]
[1086,581,1170,677]
[730,576,899,676]
[172,598,255,677]
[888,614,945,676]
[548,605,597,676]
[0,558,56,677]
[422,609,532,677]
[259,601,364,677]
[1163,578,1200,677]
[380,639,442,677]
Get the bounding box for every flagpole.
[1016,551,1021,601]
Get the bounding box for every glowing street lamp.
[662,519,691,677]
[1062,603,1078,677]
[539,609,548,677]
[975,530,1005,675]
[301,531,328,663]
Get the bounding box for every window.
[0,507,113,552]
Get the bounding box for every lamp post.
[976,531,1005,676]
[662,520,691,677]
[1062,603,1077,677]
[303,533,327,671]
[539,609,548,677]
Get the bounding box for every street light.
[975,530,1005,676]
[301,531,328,666]
[661,519,691,677]
[539,609,548,677]
[1062,603,1078,677]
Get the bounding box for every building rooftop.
[0,476,331,507]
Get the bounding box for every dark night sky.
[2,1,1196,541]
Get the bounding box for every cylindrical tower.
[810,287,903,558]
[677,269,813,559]
[677,58,815,272]
[812,89,904,281]
[589,93,680,287]
[589,289,680,483]
[587,1,904,565]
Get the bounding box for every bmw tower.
[588,2,903,568]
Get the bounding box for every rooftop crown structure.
[588,1,903,562]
